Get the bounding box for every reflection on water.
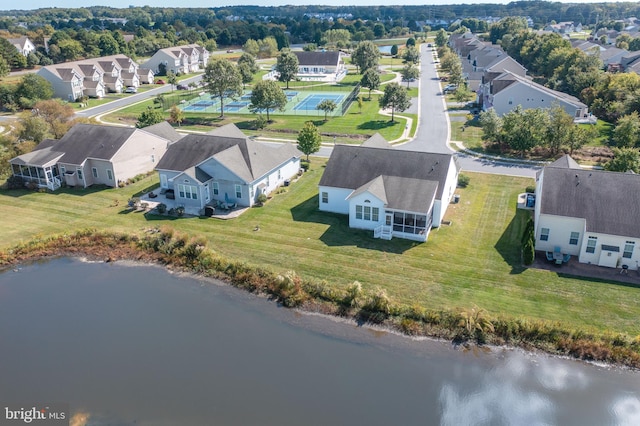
[1,258,639,426]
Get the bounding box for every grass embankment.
[2,164,640,338]
[1,166,640,367]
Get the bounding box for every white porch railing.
[46,177,61,191]
[374,225,393,240]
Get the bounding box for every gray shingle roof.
[540,156,640,238]
[361,133,391,148]
[55,124,137,165]
[294,51,341,67]
[155,124,302,182]
[319,144,457,201]
[141,121,183,143]
[347,175,438,213]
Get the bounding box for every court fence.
[341,83,361,116]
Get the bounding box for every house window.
[212,182,219,195]
[623,241,635,259]
[364,205,371,221]
[60,166,66,174]
[107,169,113,180]
[321,192,328,203]
[372,207,379,222]
[77,169,83,181]
[569,232,579,245]
[586,236,597,254]
[178,184,198,200]
[540,228,549,241]
[235,184,242,199]
[355,205,363,219]
[92,167,98,178]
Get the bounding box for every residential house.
[142,43,209,75]
[37,54,144,100]
[534,155,640,270]
[484,70,590,119]
[544,22,581,34]
[292,51,347,82]
[318,137,460,242]
[6,36,36,56]
[9,123,174,191]
[155,124,301,214]
[477,56,527,108]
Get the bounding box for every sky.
[0,0,619,12]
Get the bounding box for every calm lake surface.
[1,258,639,426]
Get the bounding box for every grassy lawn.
[2,167,640,335]
[102,88,409,142]
[584,119,613,146]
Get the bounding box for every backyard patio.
[139,191,248,219]
[533,251,640,286]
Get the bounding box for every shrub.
[6,175,24,190]
[523,238,535,265]
[176,206,185,217]
[457,174,470,188]
[156,203,167,214]
[128,197,140,209]
[525,185,536,193]
[256,193,268,205]
[300,161,310,171]
[343,281,363,308]
[254,115,267,130]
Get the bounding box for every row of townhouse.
[37,54,153,101]
[141,43,210,76]
[449,32,591,121]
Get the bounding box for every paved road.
[396,44,538,178]
[77,74,204,119]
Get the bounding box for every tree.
[400,64,420,88]
[403,46,420,65]
[501,106,549,157]
[31,99,75,138]
[154,94,165,110]
[297,121,322,161]
[379,82,411,122]
[202,58,243,118]
[489,17,528,44]
[257,37,278,58]
[317,99,337,121]
[360,68,381,100]
[243,39,259,57]
[390,45,398,56]
[249,80,287,122]
[357,96,363,114]
[352,40,380,74]
[567,125,598,155]
[169,105,184,127]
[237,53,259,74]
[167,71,177,91]
[0,56,9,79]
[479,109,503,142]
[435,29,447,47]
[17,114,49,143]
[16,74,54,108]
[238,63,254,87]
[545,105,575,155]
[276,51,299,89]
[605,147,640,173]
[136,106,164,128]
[322,29,351,48]
[406,37,416,47]
[98,32,120,55]
[612,112,640,148]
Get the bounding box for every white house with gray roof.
[142,43,209,75]
[485,70,590,120]
[292,51,346,82]
[154,124,301,214]
[9,122,176,191]
[318,136,460,242]
[534,155,640,270]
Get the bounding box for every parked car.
[443,84,457,93]
[155,79,165,85]
[226,49,234,53]
[124,86,137,93]
[176,84,188,90]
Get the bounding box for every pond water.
[378,45,393,54]
[1,258,639,425]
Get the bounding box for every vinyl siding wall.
[111,132,168,184]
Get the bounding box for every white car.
[443,84,457,93]
[125,86,137,93]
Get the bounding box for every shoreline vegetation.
[2,228,639,369]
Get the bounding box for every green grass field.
[2,165,639,336]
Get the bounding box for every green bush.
[523,238,535,265]
[457,174,470,188]
[254,115,267,130]
[156,203,167,214]
[525,185,536,193]
[300,161,310,171]
[256,193,268,205]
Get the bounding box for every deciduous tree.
[352,40,380,74]
[276,50,299,89]
[249,80,287,122]
[379,82,411,122]
[136,106,164,128]
[360,68,380,100]
[169,105,184,127]
[297,121,322,161]
[612,112,640,148]
[403,46,420,65]
[400,64,420,88]
[605,147,640,173]
[317,99,337,121]
[202,58,243,117]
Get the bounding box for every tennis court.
[293,94,344,111]
[179,89,351,117]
